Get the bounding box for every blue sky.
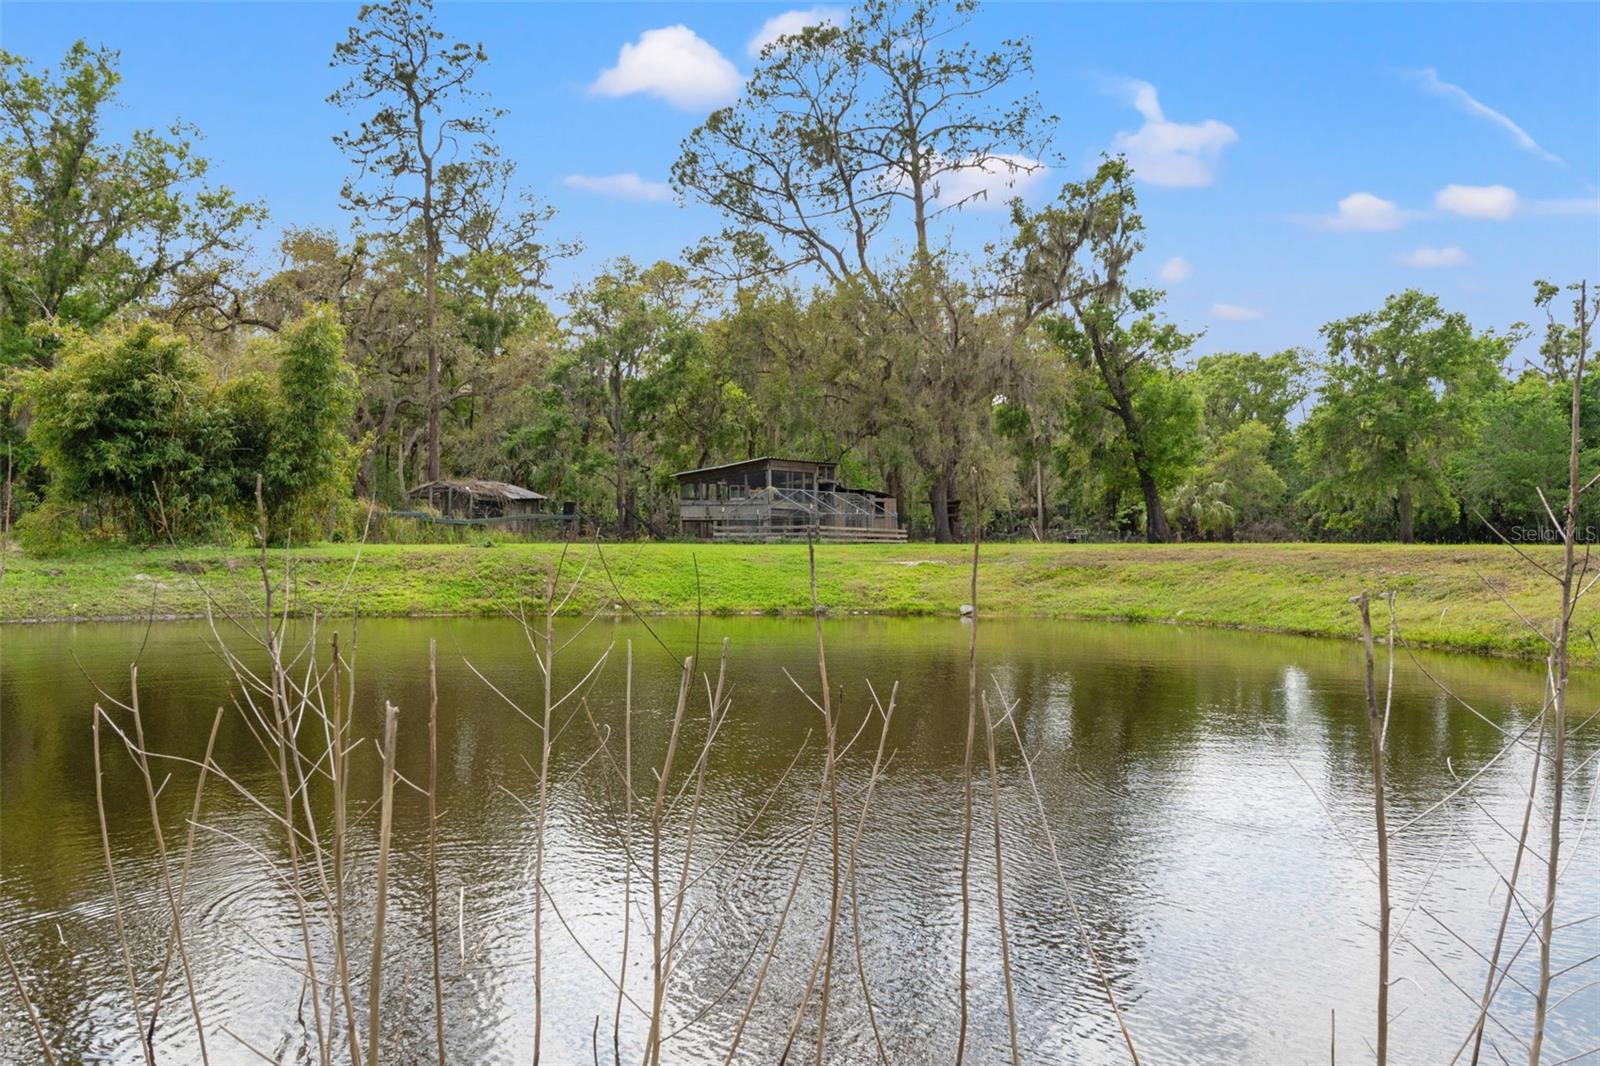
[2,1,1596,362]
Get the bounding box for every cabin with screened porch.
[404,478,576,534]
[675,457,905,542]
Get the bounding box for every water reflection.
[1,616,1596,1063]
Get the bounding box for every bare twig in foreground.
[1528,277,1588,1065]
[981,690,1021,1066]
[1355,591,1391,1066]
[366,702,399,1066]
[1,938,57,1066]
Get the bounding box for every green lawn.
[0,540,1584,661]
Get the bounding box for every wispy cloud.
[1107,79,1237,188]
[590,26,743,111]
[1413,68,1562,164]
[1212,303,1264,322]
[563,173,674,203]
[1305,184,1588,229]
[1158,256,1192,284]
[747,7,843,57]
[1394,246,1470,268]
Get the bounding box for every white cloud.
[930,154,1048,208]
[590,26,743,111]
[1414,69,1561,164]
[562,173,674,203]
[1158,256,1192,284]
[1394,245,1470,268]
[747,7,843,56]
[1435,183,1517,220]
[1322,192,1406,232]
[1108,79,1237,188]
[1212,303,1264,321]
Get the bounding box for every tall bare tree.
[675,0,1064,540]
[677,0,1051,284]
[1527,278,1593,1063]
[329,0,501,481]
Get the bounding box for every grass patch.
[0,541,1586,661]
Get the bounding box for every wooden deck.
[709,522,906,543]
[682,486,902,542]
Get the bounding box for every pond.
[1,615,1596,1064]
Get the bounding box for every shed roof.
[672,456,837,479]
[410,478,546,501]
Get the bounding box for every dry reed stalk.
[624,720,818,1048]
[667,729,813,903]
[253,480,329,1066]
[980,690,1021,1066]
[613,641,634,1066]
[723,760,830,1065]
[1355,591,1390,1066]
[330,632,362,1066]
[125,666,210,1064]
[92,708,155,1066]
[281,640,355,999]
[147,705,223,1046]
[366,701,400,1066]
[846,682,897,1065]
[955,526,980,1065]
[777,798,842,1065]
[429,639,447,1064]
[532,569,559,1066]
[661,639,729,991]
[644,657,694,1066]
[1463,711,1547,1066]
[1527,281,1587,1065]
[220,1024,282,1065]
[995,687,1138,1062]
[2,938,56,1066]
[772,541,859,1065]
[266,648,329,1066]
[806,537,844,1066]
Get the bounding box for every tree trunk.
[930,475,955,544]
[357,445,376,499]
[424,182,441,483]
[1136,468,1171,543]
[1034,455,1046,539]
[615,463,630,538]
[613,375,632,538]
[1091,339,1172,544]
[885,466,906,533]
[1396,483,1414,544]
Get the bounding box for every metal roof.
[672,456,837,478]
[409,478,546,501]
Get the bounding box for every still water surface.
[2,616,1597,1064]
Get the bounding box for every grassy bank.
[1,540,1586,661]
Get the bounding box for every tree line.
[1,0,1593,548]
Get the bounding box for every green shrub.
[18,307,359,545]
[12,498,92,556]
[19,322,235,541]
